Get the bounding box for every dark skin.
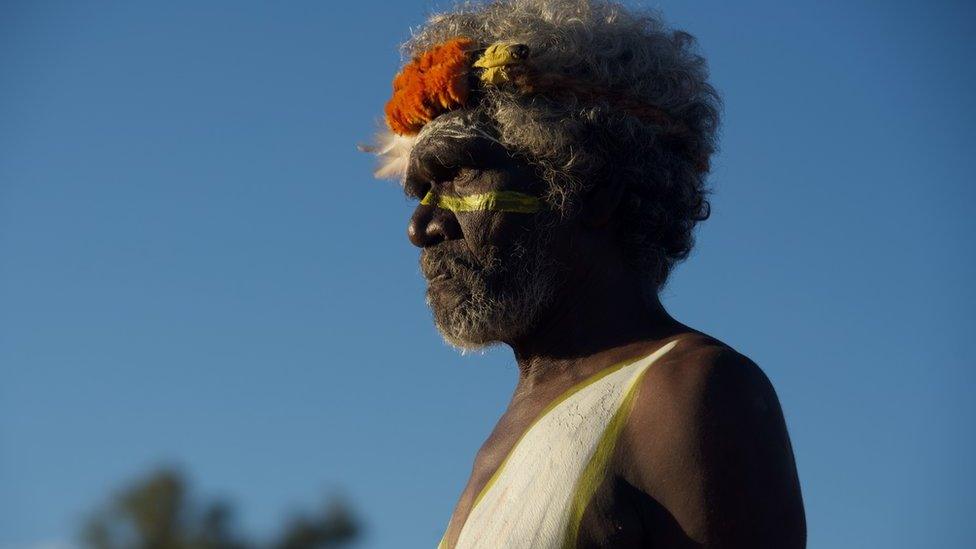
[406,116,806,548]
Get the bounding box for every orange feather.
[384,37,475,135]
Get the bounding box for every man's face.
[405,117,568,350]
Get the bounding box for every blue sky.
[1,1,973,548]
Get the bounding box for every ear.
[581,177,626,229]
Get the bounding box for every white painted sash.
[445,339,680,549]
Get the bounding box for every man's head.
[404,111,566,350]
[371,0,720,349]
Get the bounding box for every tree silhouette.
[82,468,359,549]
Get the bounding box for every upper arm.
[622,342,806,548]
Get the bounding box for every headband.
[369,37,703,179]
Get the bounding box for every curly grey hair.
[405,0,720,293]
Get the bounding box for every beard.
[419,216,564,351]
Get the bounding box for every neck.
[507,258,683,388]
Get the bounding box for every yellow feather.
[474,43,529,84]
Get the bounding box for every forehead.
[411,111,503,168]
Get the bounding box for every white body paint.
[445,339,680,549]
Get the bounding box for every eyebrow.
[403,155,454,199]
[403,136,486,198]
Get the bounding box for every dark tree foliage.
[82,468,359,549]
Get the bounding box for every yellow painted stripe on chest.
[561,369,648,548]
[467,354,644,516]
[443,339,682,549]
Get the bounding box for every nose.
[408,203,462,248]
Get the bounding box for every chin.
[426,292,499,351]
[426,285,546,353]
[421,223,564,353]
[433,315,508,352]
[436,325,498,353]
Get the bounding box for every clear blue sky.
[1,1,973,548]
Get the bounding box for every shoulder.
[647,332,767,394]
[630,332,781,431]
[619,332,806,547]
[623,333,778,459]
[628,334,777,445]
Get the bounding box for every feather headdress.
[363,38,476,180]
[366,37,697,179]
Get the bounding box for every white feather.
[360,129,416,181]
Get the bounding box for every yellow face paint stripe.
[420,190,541,214]
[561,369,649,549]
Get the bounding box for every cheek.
[456,210,523,262]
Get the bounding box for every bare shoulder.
[635,333,781,429]
[618,332,806,547]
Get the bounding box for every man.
[367,1,805,547]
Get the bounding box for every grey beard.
[421,223,562,351]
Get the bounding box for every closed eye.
[405,158,459,200]
[403,177,429,201]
